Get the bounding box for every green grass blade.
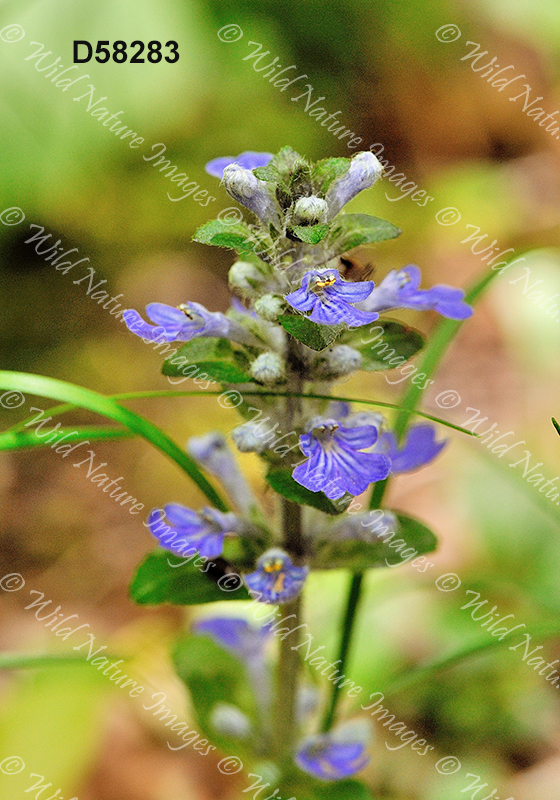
[0,372,228,510]
[0,426,132,452]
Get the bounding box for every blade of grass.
[0,372,228,510]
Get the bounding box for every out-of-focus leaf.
[129,549,249,606]
[0,426,132,452]
[327,213,401,254]
[279,314,345,351]
[342,320,424,371]
[162,338,253,383]
[173,634,258,739]
[311,513,437,569]
[266,468,352,515]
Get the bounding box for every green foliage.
[326,213,401,255]
[342,320,424,371]
[162,338,253,383]
[311,513,437,569]
[279,314,346,351]
[129,549,250,605]
[266,468,352,515]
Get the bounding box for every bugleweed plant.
[1,147,487,798]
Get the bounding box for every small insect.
[338,253,374,282]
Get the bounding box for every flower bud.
[228,260,265,299]
[314,345,362,379]
[223,164,280,225]
[231,423,267,454]
[250,352,286,385]
[210,703,252,739]
[325,151,383,219]
[292,195,328,225]
[253,294,286,321]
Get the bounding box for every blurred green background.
[1,0,560,798]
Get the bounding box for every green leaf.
[0,653,122,670]
[382,619,560,698]
[129,549,250,606]
[279,314,345,352]
[300,780,374,800]
[0,371,228,510]
[266,468,352,515]
[193,219,259,255]
[173,634,257,739]
[327,213,401,254]
[311,512,437,569]
[0,426,132,452]
[312,157,351,195]
[342,319,424,371]
[289,223,330,244]
[553,418,560,437]
[162,338,253,383]
[253,165,282,183]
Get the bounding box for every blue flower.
[187,432,258,515]
[285,270,379,327]
[325,151,383,220]
[194,616,272,663]
[244,548,308,604]
[195,616,273,715]
[296,731,370,781]
[123,301,230,343]
[378,424,447,474]
[293,418,391,499]
[357,265,473,320]
[146,504,240,560]
[205,151,273,178]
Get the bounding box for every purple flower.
[293,418,391,500]
[194,617,272,663]
[325,151,383,219]
[244,548,308,604]
[146,504,240,560]
[195,616,273,716]
[123,301,230,343]
[296,731,370,781]
[205,151,273,178]
[378,424,447,474]
[187,433,257,515]
[357,265,473,320]
[285,270,379,327]
[123,301,258,347]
